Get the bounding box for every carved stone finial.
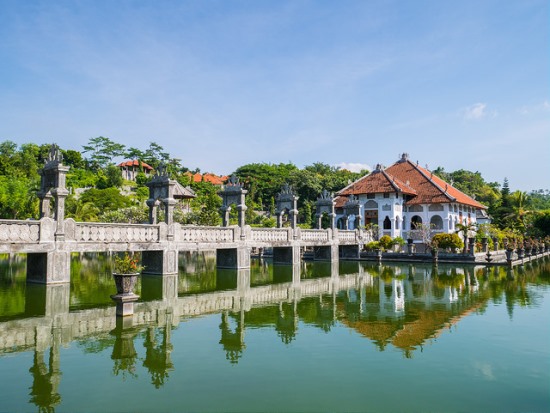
[45,144,63,165]
[318,189,332,201]
[227,174,241,186]
[400,153,409,162]
[156,162,168,177]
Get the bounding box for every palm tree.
[508,191,530,232]
[455,221,477,254]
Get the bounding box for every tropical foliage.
[0,138,549,236]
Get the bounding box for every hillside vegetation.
[0,138,549,237]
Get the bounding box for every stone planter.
[112,273,139,296]
[111,273,140,317]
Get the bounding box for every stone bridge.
[0,218,365,283]
[0,145,367,284]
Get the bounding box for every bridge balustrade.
[176,226,235,243]
[301,229,330,243]
[70,222,160,243]
[337,230,357,243]
[0,220,42,243]
[250,228,291,242]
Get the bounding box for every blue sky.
[0,0,548,191]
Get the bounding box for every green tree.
[79,188,132,212]
[0,176,38,219]
[96,165,124,189]
[82,136,125,170]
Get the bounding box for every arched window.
[411,215,422,229]
[383,216,391,230]
[395,216,400,230]
[430,215,443,230]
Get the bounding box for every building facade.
[335,154,486,240]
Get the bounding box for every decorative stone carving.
[218,175,248,228]
[342,196,362,229]
[315,190,336,229]
[275,184,298,229]
[37,144,69,240]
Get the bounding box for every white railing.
[250,228,290,242]
[301,229,329,243]
[0,220,42,243]
[176,226,234,243]
[338,230,357,243]
[73,223,160,243]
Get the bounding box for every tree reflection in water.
[28,347,61,413]
[142,326,174,388]
[219,311,246,363]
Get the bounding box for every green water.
[0,253,549,413]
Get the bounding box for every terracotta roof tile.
[336,157,486,209]
[185,172,227,185]
[386,160,485,209]
[338,168,417,197]
[117,160,153,170]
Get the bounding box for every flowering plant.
[113,252,144,274]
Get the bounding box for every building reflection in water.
[0,257,546,411]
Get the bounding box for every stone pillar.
[27,251,71,284]
[216,247,250,269]
[468,237,475,256]
[273,246,301,265]
[481,237,488,253]
[52,186,69,241]
[142,249,179,275]
[219,175,248,228]
[147,199,160,224]
[275,184,299,229]
[39,193,53,219]
[37,144,70,240]
[314,245,339,261]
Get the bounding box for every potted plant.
[112,252,144,296]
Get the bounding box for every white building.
[335,153,486,240]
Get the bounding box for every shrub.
[431,233,463,251]
[379,235,393,250]
[364,241,381,251]
[391,236,405,247]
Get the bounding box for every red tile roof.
[117,160,153,170]
[337,156,486,209]
[386,159,485,208]
[185,172,228,185]
[338,166,417,197]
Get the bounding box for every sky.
[0,0,548,191]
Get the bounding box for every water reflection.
[0,253,549,412]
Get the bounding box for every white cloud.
[462,102,488,120]
[335,162,371,173]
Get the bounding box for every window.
[383,193,390,198]
[430,215,443,230]
[383,216,391,230]
[367,193,375,199]
[411,215,422,228]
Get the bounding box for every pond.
[0,253,549,413]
